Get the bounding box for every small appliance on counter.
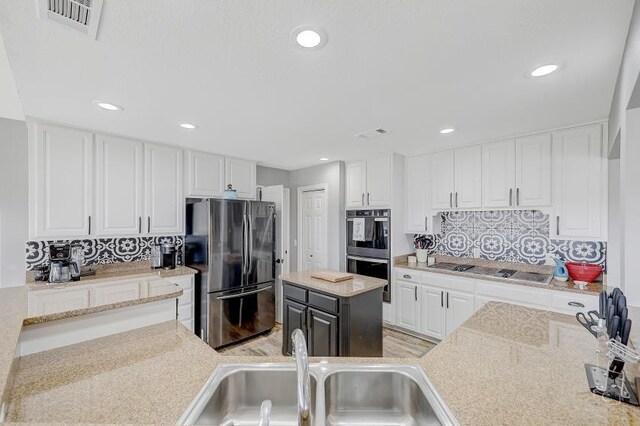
[160,242,177,270]
[48,243,73,284]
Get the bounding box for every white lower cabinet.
[91,280,143,306]
[29,287,91,316]
[419,284,446,340]
[165,274,195,331]
[394,268,598,341]
[396,280,420,332]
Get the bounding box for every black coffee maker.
[48,243,74,283]
[160,242,177,270]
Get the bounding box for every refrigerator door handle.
[216,285,272,300]
[242,213,248,276]
[248,212,253,274]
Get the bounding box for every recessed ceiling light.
[93,101,123,111]
[178,123,198,130]
[440,128,455,134]
[530,64,558,77]
[320,157,329,161]
[291,26,327,50]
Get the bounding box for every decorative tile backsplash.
[25,236,184,270]
[416,210,606,269]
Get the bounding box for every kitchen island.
[280,270,386,357]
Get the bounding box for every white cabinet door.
[144,144,184,234]
[185,150,225,198]
[482,140,515,208]
[366,155,391,207]
[445,289,475,336]
[552,124,604,239]
[454,146,482,209]
[396,281,420,332]
[95,135,144,235]
[516,133,551,207]
[406,155,429,232]
[225,157,256,199]
[346,161,367,208]
[29,288,91,316]
[419,284,446,340]
[91,280,142,306]
[430,151,455,210]
[29,122,93,238]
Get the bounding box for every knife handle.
[621,319,632,346]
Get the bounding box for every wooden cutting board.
[310,271,354,283]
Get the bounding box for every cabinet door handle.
[414,286,417,301]
[424,217,428,232]
[449,192,453,208]
[516,187,520,206]
[138,217,142,234]
[362,193,365,206]
[556,216,560,236]
[88,216,91,235]
[403,274,412,279]
[147,216,151,233]
[446,292,449,309]
[509,188,513,206]
[568,301,585,308]
[367,192,370,205]
[455,192,458,208]
[441,291,443,308]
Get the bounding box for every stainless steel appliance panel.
[207,199,246,293]
[346,255,391,302]
[208,282,275,348]
[246,201,276,286]
[346,209,390,259]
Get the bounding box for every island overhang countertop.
[2,287,640,424]
[279,270,387,297]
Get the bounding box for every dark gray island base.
[280,271,386,357]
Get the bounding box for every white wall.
[0,34,24,121]
[607,158,621,288]
[0,117,28,287]
[257,165,290,188]
[621,108,640,305]
[289,162,345,272]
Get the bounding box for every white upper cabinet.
[144,143,184,234]
[482,140,516,208]
[453,146,482,209]
[515,133,551,207]
[185,150,225,198]
[405,154,430,233]
[346,156,392,208]
[95,135,144,235]
[346,161,367,208]
[366,155,391,206]
[29,122,93,239]
[430,150,455,210]
[552,124,605,240]
[225,157,256,199]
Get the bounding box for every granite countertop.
[24,276,183,326]
[280,270,387,297]
[395,255,605,295]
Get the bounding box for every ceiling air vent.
[38,0,104,39]
[355,128,390,140]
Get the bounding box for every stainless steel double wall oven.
[345,209,391,302]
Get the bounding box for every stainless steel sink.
[179,364,317,425]
[178,364,457,426]
[324,370,444,426]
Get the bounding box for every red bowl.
[566,262,603,283]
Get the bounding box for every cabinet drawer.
[284,284,307,303]
[475,281,549,308]
[550,292,598,315]
[308,291,339,314]
[395,269,420,283]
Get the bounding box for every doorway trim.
[297,183,329,271]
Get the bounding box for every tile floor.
[217,325,436,358]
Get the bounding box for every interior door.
[300,190,327,271]
[246,201,275,286]
[262,185,290,323]
[454,145,482,209]
[95,135,144,235]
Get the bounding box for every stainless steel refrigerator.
[185,199,276,348]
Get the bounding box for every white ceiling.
[0,1,634,170]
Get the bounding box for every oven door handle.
[346,255,389,264]
[216,286,271,300]
[346,218,388,222]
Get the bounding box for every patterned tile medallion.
[420,209,606,270]
[25,236,184,270]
